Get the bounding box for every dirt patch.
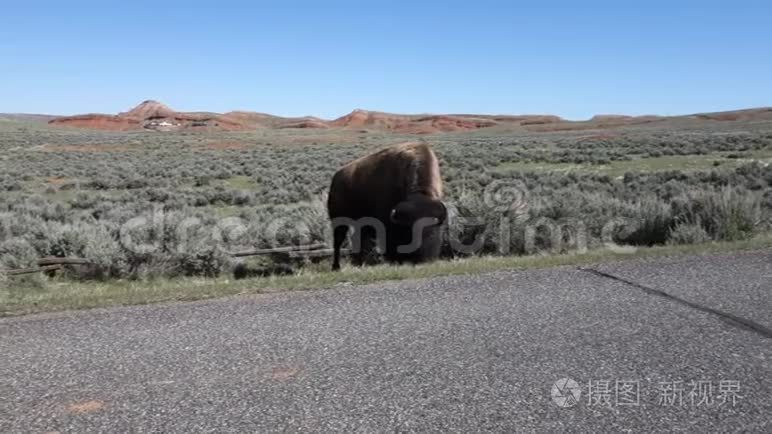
[66,400,105,414]
[268,366,302,381]
[47,176,72,185]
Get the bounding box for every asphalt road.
[1,250,770,432]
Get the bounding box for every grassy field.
[1,117,771,314]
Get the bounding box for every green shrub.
[668,222,712,245]
[0,238,37,270]
[619,197,675,246]
[0,238,44,289]
[673,188,762,241]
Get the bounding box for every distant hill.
[49,100,252,132]
[39,101,772,134]
[523,107,772,133]
[329,109,504,133]
[0,113,58,123]
[45,101,567,133]
[691,107,772,122]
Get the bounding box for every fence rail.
[0,244,342,276]
[228,243,328,258]
[3,264,65,276]
[37,257,94,266]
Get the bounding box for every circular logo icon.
[483,180,529,214]
[551,377,582,408]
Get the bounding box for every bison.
[327,142,447,271]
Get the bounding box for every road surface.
[1,250,771,432]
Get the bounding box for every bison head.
[389,194,447,227]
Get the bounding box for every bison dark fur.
[327,142,447,271]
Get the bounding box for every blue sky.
[1,0,770,120]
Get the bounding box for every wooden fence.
[0,244,344,276]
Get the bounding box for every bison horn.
[390,208,398,223]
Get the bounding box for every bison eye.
[389,208,399,223]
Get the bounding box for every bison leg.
[351,226,377,267]
[383,225,408,264]
[390,225,443,265]
[417,225,443,262]
[332,225,348,271]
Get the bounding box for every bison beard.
[327,142,447,271]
